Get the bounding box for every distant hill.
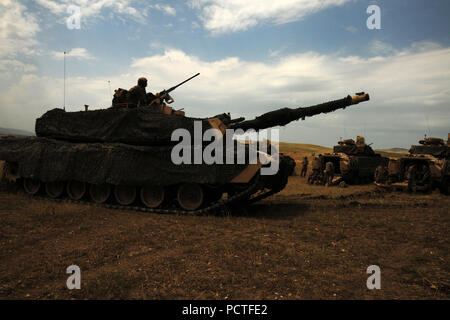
[376,148,409,158]
[0,127,35,136]
[279,142,331,155]
[377,147,409,153]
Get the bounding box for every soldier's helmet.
[138,77,148,87]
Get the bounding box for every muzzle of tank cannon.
[227,93,370,131]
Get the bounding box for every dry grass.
[0,177,449,300]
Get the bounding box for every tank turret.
[337,139,356,146]
[35,93,370,146]
[409,134,450,158]
[333,135,375,156]
[418,137,445,146]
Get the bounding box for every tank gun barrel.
[230,93,370,131]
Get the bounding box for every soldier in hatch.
[129,77,148,107]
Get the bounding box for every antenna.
[343,119,346,139]
[426,114,431,137]
[108,80,112,99]
[63,51,66,111]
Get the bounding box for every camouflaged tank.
[308,136,387,185]
[0,91,370,213]
[379,134,450,194]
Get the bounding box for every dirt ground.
[0,176,449,300]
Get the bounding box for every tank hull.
[378,154,450,194]
[308,152,387,185]
[0,136,295,212]
[376,135,450,195]
[343,154,387,183]
[0,136,250,186]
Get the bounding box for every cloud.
[34,0,148,23]
[0,0,40,58]
[1,42,449,148]
[51,48,95,60]
[369,40,395,56]
[129,44,450,108]
[0,0,39,83]
[189,0,351,34]
[34,0,65,14]
[268,46,289,58]
[152,4,176,16]
[0,59,37,73]
[369,40,443,57]
[345,25,357,33]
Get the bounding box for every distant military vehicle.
[0,73,370,213]
[377,134,450,194]
[308,136,388,185]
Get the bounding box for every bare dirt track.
[0,176,449,300]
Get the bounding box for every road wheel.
[114,185,136,205]
[140,186,165,208]
[90,184,111,204]
[67,180,86,200]
[177,183,204,211]
[45,181,64,198]
[23,178,40,195]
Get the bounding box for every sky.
[0,0,449,148]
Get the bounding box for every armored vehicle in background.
[378,134,450,194]
[308,136,387,185]
[0,78,370,213]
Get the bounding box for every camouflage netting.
[35,107,227,146]
[0,136,251,186]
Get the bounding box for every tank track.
[1,153,295,214]
[2,176,276,215]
